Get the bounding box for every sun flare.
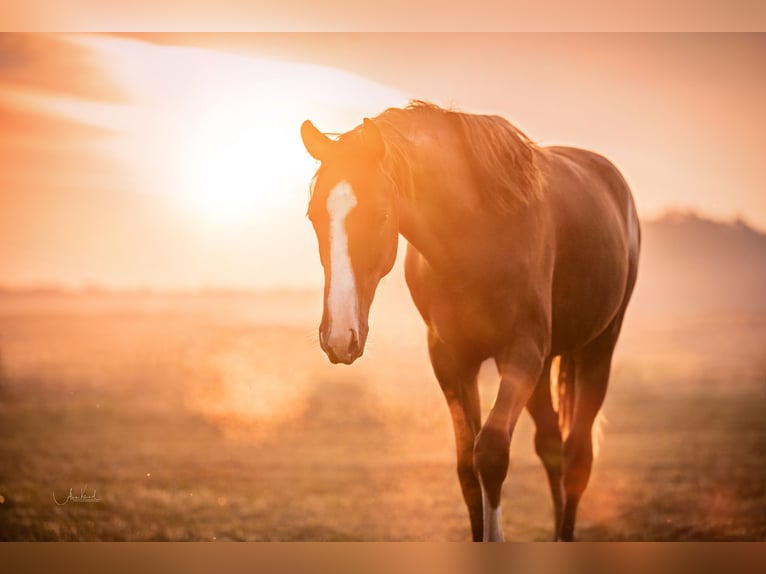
[173,98,300,225]
[44,35,408,228]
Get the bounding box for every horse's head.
[301,118,399,365]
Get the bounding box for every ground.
[0,291,764,540]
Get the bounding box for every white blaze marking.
[326,181,359,340]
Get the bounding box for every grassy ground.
[0,292,764,540]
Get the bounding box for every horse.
[300,101,640,542]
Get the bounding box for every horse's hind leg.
[525,356,564,540]
[428,332,484,541]
[559,329,618,541]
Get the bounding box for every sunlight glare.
[174,96,299,225]
[55,35,409,228]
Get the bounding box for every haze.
[1,33,764,289]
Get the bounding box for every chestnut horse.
[300,102,640,541]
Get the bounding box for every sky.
[0,33,764,290]
[4,1,765,31]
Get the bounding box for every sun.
[34,35,408,230]
[173,97,300,226]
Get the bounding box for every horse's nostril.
[348,329,359,356]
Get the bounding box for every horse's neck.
[395,132,486,269]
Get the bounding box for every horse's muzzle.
[320,326,364,365]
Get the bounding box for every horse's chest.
[405,260,506,355]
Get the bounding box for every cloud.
[0,33,126,102]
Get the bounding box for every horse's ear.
[362,118,385,159]
[301,120,333,161]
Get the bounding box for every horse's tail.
[551,354,576,442]
[550,354,605,457]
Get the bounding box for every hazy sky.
[1,33,764,289]
[5,1,765,31]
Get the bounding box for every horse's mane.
[322,101,545,214]
[374,101,546,214]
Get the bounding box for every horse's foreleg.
[525,356,564,540]
[428,333,483,541]
[475,344,545,542]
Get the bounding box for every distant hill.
[1,211,764,318]
[632,212,766,314]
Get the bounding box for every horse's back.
[546,146,638,228]
[543,146,640,354]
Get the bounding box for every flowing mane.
[372,101,547,214]
[312,101,545,214]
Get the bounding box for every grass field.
[0,291,764,541]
